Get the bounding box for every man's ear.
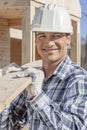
[66,35,71,45]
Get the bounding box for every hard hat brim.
[31,25,73,34]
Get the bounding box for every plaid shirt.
[0,55,87,130]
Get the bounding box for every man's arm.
[0,90,28,130]
[30,77,87,130]
[0,67,44,130]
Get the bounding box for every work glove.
[16,67,44,100]
[2,62,24,75]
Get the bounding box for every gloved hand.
[2,62,24,75]
[16,67,44,99]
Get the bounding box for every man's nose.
[48,41,54,46]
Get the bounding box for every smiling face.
[35,32,71,65]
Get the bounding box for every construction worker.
[0,3,87,130]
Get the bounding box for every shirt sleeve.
[0,90,28,130]
[30,77,87,130]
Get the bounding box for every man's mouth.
[42,48,58,52]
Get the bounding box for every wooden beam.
[0,60,42,113]
[10,28,22,39]
[0,72,32,113]
[0,0,30,8]
[0,8,22,19]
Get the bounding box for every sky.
[79,0,87,39]
[79,0,87,69]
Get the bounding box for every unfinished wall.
[10,38,22,65]
[0,19,10,68]
[0,0,81,68]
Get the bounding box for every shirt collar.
[53,55,72,80]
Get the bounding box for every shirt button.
[35,104,38,108]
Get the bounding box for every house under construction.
[0,0,81,68]
[0,0,81,130]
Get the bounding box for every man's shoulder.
[66,62,87,81]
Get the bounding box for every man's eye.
[38,35,45,39]
[54,34,62,38]
[53,34,65,39]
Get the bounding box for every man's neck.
[43,59,63,79]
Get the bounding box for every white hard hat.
[31,3,73,34]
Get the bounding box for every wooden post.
[70,20,77,64]
[22,1,32,65]
[70,18,81,65]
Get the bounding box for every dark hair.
[66,33,70,36]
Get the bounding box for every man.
[0,3,87,130]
